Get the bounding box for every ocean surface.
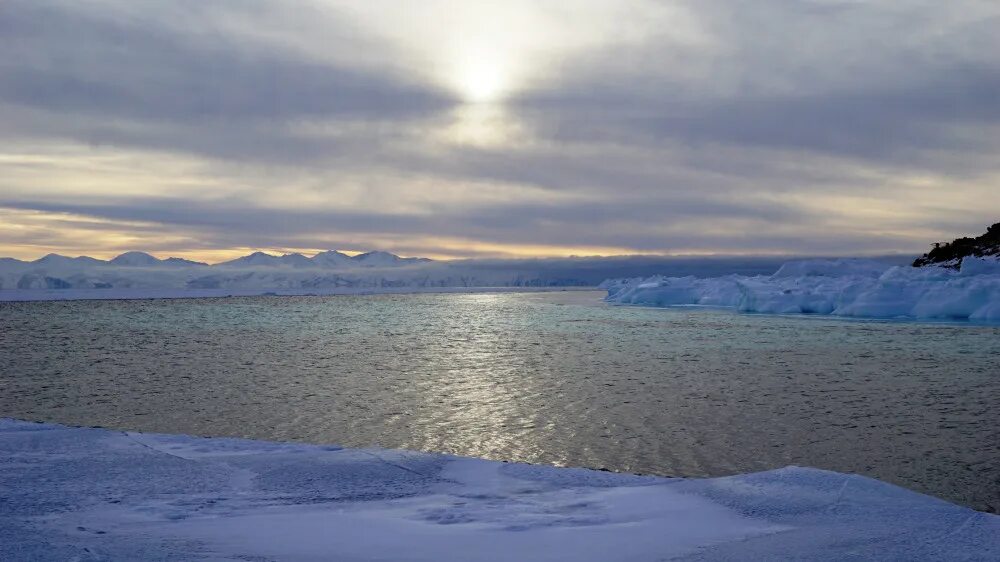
[1,290,997,512]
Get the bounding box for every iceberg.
[1,419,996,561]
[605,257,1000,322]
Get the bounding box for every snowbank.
[605,257,1000,322]
[1,419,996,561]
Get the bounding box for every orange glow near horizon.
[0,239,914,265]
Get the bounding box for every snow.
[352,250,430,267]
[108,251,161,267]
[209,250,427,269]
[2,419,995,561]
[30,253,106,268]
[218,251,299,268]
[0,253,800,298]
[605,257,1000,322]
[0,250,562,296]
[311,249,354,267]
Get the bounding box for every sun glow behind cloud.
[454,61,506,104]
[1,0,999,261]
[332,0,691,104]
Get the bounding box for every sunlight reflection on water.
[1,291,998,511]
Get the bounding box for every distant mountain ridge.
[109,251,207,268]
[1,250,429,269]
[913,222,1000,268]
[216,250,430,269]
[352,251,431,267]
[0,252,803,293]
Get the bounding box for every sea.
[1,290,997,512]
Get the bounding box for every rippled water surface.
[1,291,998,511]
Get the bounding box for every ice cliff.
[604,256,1000,322]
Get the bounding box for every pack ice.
[603,257,1000,322]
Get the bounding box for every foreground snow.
[2,420,996,561]
[604,257,1000,322]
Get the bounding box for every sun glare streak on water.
[0,291,998,512]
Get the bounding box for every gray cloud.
[0,1,448,121]
[1,0,998,258]
[0,192,919,257]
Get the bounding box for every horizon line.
[1,248,921,267]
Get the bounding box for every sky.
[1,0,998,262]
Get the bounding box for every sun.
[456,65,506,104]
[449,43,511,104]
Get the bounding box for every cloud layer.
[1,0,998,260]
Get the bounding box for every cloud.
[1,0,998,260]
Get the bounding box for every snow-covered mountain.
[163,257,208,267]
[32,253,106,269]
[215,250,428,269]
[108,251,161,267]
[351,251,431,267]
[0,251,796,294]
[217,251,288,268]
[108,251,207,268]
[311,250,354,268]
[0,249,442,292]
[1,248,438,274]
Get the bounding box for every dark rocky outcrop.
[913,223,1000,268]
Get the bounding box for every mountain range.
[0,251,816,293]
[0,250,431,270]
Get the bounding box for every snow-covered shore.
[604,257,1000,323]
[2,419,996,561]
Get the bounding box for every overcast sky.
[1,0,998,261]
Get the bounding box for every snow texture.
[1,419,996,561]
[605,257,1000,323]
